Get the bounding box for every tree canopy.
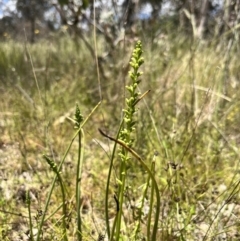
[0,0,239,43]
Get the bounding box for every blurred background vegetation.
[1,1,240,240]
[1,0,240,150]
[1,0,240,43]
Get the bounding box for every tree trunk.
[196,0,209,39]
[30,17,35,43]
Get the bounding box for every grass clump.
[0,35,240,240]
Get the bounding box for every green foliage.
[1,36,240,240]
[115,41,145,240]
[16,0,50,19]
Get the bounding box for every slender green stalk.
[43,155,68,241]
[44,203,63,222]
[115,149,128,240]
[26,190,34,241]
[76,130,83,240]
[99,129,160,240]
[36,102,101,241]
[113,41,145,240]
[147,158,156,241]
[132,156,156,240]
[110,209,118,241]
[74,103,84,241]
[105,120,124,239]
[36,142,72,241]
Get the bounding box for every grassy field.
[0,34,240,240]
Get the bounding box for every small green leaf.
[116,178,123,186]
